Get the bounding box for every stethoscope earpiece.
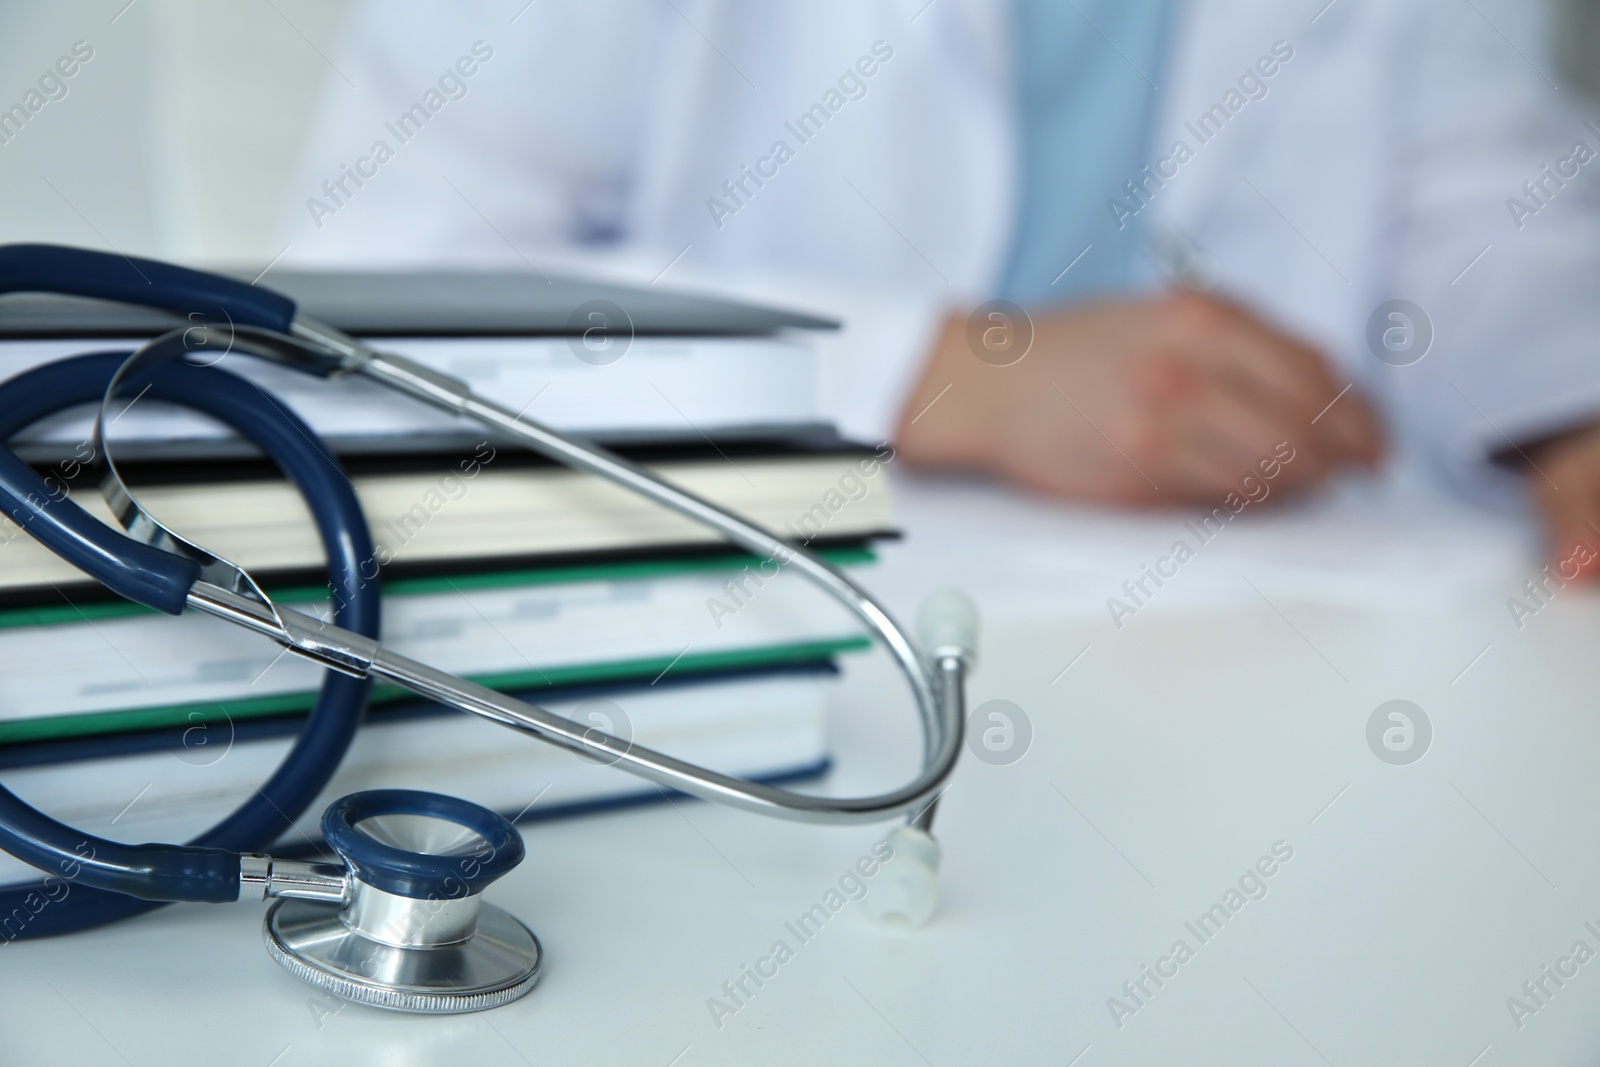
[261,790,542,1014]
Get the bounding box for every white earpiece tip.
[867,828,942,929]
[917,588,979,667]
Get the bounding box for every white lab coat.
[282,0,1600,503]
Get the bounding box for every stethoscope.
[0,245,975,1014]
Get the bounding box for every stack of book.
[0,269,894,885]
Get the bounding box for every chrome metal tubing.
[367,641,955,824]
[176,326,966,828]
[187,583,377,678]
[909,654,966,834]
[354,345,963,825]
[189,579,959,825]
[359,352,953,748]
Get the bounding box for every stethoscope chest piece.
[261,790,542,1014]
[264,896,541,1014]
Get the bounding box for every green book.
[0,548,876,745]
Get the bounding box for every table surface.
[4,471,1599,1066]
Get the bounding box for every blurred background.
[0,0,352,264]
[0,0,1588,268]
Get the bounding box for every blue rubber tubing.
[0,351,379,938]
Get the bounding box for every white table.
[4,472,1598,1066]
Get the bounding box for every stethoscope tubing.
[0,351,380,934]
[0,243,966,934]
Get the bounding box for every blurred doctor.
[283,0,1600,574]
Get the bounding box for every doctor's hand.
[894,290,1384,505]
[1525,423,1600,583]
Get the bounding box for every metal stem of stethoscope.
[345,324,964,792]
[193,578,969,825]
[128,319,972,828]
